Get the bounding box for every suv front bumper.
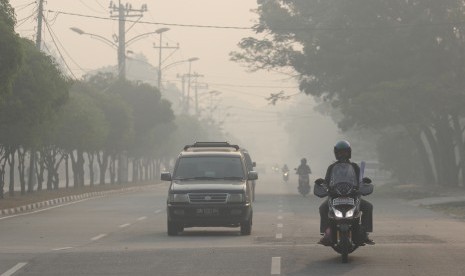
[167,203,252,227]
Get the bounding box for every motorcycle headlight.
[228,193,244,203]
[333,208,344,218]
[345,207,356,218]
[168,193,189,203]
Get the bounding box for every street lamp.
[155,27,170,90]
[186,57,200,114]
[70,27,117,49]
[70,26,164,79]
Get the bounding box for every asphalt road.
[1,173,464,276]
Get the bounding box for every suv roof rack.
[184,142,240,151]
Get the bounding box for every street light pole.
[154,28,170,90]
[109,1,148,80]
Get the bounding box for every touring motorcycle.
[313,162,373,263]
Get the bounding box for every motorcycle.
[314,168,374,263]
[282,171,289,182]
[297,173,310,196]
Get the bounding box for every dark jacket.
[296,164,312,175]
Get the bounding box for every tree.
[232,0,465,186]
[0,38,68,197]
[0,0,22,101]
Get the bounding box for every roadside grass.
[0,181,155,210]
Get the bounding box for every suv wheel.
[240,217,252,235]
[167,219,179,236]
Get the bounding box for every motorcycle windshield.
[329,163,357,188]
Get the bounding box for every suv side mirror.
[314,178,326,186]
[252,161,256,168]
[161,172,172,181]
[248,171,258,180]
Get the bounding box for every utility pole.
[193,82,208,117]
[36,0,44,49]
[109,1,147,183]
[186,72,203,115]
[28,0,45,193]
[153,28,178,90]
[109,1,148,80]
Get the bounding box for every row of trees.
[232,0,465,187]
[0,1,221,199]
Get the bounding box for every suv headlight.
[227,193,244,203]
[168,193,189,203]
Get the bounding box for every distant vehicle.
[161,142,258,236]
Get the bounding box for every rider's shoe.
[318,229,332,246]
[363,233,375,245]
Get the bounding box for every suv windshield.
[173,156,245,180]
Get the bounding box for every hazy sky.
[11,0,340,175]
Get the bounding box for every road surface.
[1,173,464,275]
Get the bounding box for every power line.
[46,9,465,31]
[46,10,253,30]
[43,17,78,79]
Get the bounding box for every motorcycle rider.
[318,140,374,246]
[282,164,289,173]
[296,158,312,176]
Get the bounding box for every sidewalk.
[409,195,465,207]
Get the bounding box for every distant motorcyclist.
[295,158,311,196]
[318,140,374,245]
[296,158,312,176]
[282,164,290,182]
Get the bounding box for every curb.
[0,185,153,217]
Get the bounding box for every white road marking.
[52,247,73,251]
[277,216,283,220]
[154,209,162,214]
[91,234,107,241]
[137,216,147,221]
[277,223,283,228]
[276,233,283,239]
[119,223,131,228]
[271,257,281,275]
[1,262,27,276]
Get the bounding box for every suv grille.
[188,193,228,204]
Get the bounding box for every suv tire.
[240,217,252,235]
[167,219,179,236]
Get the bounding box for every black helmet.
[301,158,307,165]
[334,140,351,161]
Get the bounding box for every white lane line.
[277,216,283,220]
[119,223,131,228]
[137,216,147,221]
[277,223,283,228]
[52,247,73,251]
[91,234,107,241]
[271,257,281,275]
[154,209,162,214]
[276,233,283,239]
[1,262,27,276]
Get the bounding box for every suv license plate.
[196,208,219,216]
